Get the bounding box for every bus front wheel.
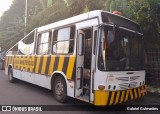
[53,76,67,103]
[8,67,16,83]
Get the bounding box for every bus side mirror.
[78,33,85,56]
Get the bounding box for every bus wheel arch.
[51,72,68,103]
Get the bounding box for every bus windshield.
[98,25,144,71]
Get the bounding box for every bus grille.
[116,76,140,89]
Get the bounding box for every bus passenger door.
[76,28,93,102]
[90,26,98,102]
[75,30,85,97]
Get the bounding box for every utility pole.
[24,0,28,35]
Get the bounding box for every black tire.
[8,67,16,83]
[53,76,67,103]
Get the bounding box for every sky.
[0,0,13,17]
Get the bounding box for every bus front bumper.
[94,85,147,106]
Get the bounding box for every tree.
[125,0,160,48]
[0,0,47,50]
[104,0,128,13]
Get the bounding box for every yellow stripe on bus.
[24,56,26,71]
[30,56,35,72]
[66,56,75,79]
[57,55,65,71]
[114,91,120,104]
[138,88,141,98]
[18,56,20,69]
[109,91,115,105]
[35,56,41,73]
[48,56,55,75]
[124,90,130,101]
[20,56,24,71]
[134,88,138,99]
[41,55,48,74]
[15,56,19,69]
[120,91,125,103]
[130,89,134,100]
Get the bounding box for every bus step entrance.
[83,82,90,96]
[76,94,89,103]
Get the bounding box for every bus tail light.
[98,85,105,90]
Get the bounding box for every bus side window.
[52,26,75,54]
[69,26,75,53]
[37,32,51,55]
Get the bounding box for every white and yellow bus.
[5,10,147,106]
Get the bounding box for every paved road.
[0,70,159,114]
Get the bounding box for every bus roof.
[37,10,141,33]
[37,10,102,32]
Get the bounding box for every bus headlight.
[98,84,105,90]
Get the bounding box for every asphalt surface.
[0,70,160,114]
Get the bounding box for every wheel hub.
[55,82,64,96]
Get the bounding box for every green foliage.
[0,0,26,50]
[125,0,160,48]
[81,5,89,13]
[104,0,128,13]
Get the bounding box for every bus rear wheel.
[53,76,67,103]
[8,67,16,83]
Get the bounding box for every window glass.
[40,33,49,43]
[53,26,75,54]
[57,28,70,41]
[37,32,51,55]
[98,25,143,71]
[53,41,69,53]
